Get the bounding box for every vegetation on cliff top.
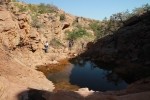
[89,3,150,40]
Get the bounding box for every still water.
[47,59,128,91]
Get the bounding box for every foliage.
[38,3,52,14]
[14,2,58,14]
[132,3,150,15]
[37,3,58,14]
[90,10,131,40]
[89,21,100,32]
[14,3,28,12]
[31,14,43,28]
[92,4,150,41]
[66,28,89,40]
[76,24,82,29]
[19,5,28,12]
[50,38,64,48]
[89,21,105,39]
[28,4,39,13]
[60,14,66,21]
[110,10,131,24]
[12,0,20,2]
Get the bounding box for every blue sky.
[23,0,150,20]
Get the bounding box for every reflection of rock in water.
[54,80,80,91]
[106,71,122,86]
[47,65,74,83]
[46,64,80,91]
[114,63,150,84]
[69,59,128,91]
[36,59,70,75]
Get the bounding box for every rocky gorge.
[0,0,150,100]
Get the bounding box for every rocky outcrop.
[0,10,20,49]
[82,11,150,66]
[0,48,54,100]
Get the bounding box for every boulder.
[29,28,39,39]
[18,13,30,22]
[75,88,94,97]
[0,11,12,21]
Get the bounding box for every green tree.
[67,28,88,40]
[37,3,57,14]
[133,4,150,15]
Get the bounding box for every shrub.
[28,4,38,13]
[14,3,28,12]
[31,14,43,28]
[19,5,28,12]
[60,14,66,21]
[50,38,64,48]
[12,0,20,2]
[133,3,150,15]
[37,3,58,14]
[89,21,100,32]
[67,28,89,40]
[89,21,104,39]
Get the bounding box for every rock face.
[0,2,95,67]
[0,48,54,100]
[0,0,11,4]
[0,10,20,49]
[82,11,150,66]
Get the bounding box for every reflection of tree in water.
[90,61,97,70]
[73,58,97,70]
[69,58,128,91]
[70,58,126,86]
[71,58,86,67]
[106,71,122,86]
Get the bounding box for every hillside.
[0,1,150,100]
[0,1,96,68]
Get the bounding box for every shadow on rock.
[17,88,84,100]
[17,88,118,100]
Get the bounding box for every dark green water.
[47,59,128,91]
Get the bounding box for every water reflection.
[47,59,128,91]
[69,59,128,91]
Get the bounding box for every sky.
[23,0,150,20]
